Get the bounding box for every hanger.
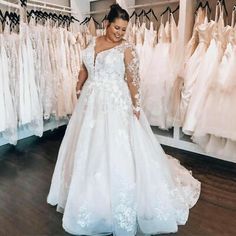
[9,12,19,30]
[217,0,228,16]
[231,5,236,27]
[138,9,150,21]
[160,6,172,17]
[130,10,137,20]
[70,15,80,23]
[3,11,11,24]
[145,8,158,22]
[0,10,4,23]
[101,14,107,23]
[20,0,27,7]
[203,1,211,13]
[138,9,145,18]
[172,5,179,14]
[80,16,89,25]
[10,12,19,25]
[195,1,203,14]
[91,16,100,26]
[80,16,100,27]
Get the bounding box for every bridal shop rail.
[82,0,180,15]
[27,0,76,14]
[0,0,73,147]
[128,0,180,9]
[28,0,72,11]
[0,0,20,8]
[1,0,234,164]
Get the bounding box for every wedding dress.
[0,26,17,143]
[142,18,172,129]
[180,17,214,129]
[47,37,200,236]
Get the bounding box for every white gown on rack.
[47,37,200,236]
[180,17,214,129]
[142,19,171,129]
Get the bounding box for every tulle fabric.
[180,20,215,126]
[194,43,236,141]
[47,38,200,236]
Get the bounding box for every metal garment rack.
[83,0,179,15]
[27,0,76,14]
[82,0,235,163]
[0,0,234,163]
[0,0,20,8]
[0,0,72,147]
[128,0,179,9]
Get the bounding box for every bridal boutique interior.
[0,0,236,235]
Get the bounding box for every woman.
[47,4,200,236]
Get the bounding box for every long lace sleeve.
[124,45,141,112]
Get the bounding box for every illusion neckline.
[93,36,125,66]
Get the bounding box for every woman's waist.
[86,76,126,86]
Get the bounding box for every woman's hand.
[76,89,81,99]
[133,110,140,120]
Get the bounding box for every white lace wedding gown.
[47,37,200,236]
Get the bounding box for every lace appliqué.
[113,182,137,233]
[124,45,141,113]
[76,204,91,228]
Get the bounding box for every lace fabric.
[124,44,141,112]
[47,36,201,236]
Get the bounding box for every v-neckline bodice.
[93,37,125,66]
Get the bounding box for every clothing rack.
[29,0,71,11]
[83,0,179,15]
[128,0,180,9]
[1,0,235,163]
[0,0,20,9]
[27,0,76,14]
[0,0,75,148]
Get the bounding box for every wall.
[71,0,90,21]
[90,0,115,23]
[0,0,19,11]
[47,0,70,6]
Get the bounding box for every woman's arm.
[76,63,88,95]
[124,45,141,119]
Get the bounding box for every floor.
[0,126,235,236]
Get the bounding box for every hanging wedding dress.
[191,9,236,161]
[166,13,180,127]
[182,7,226,136]
[47,37,200,236]
[19,22,43,136]
[0,22,18,144]
[142,17,171,129]
[180,15,215,129]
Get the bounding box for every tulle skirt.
[47,79,200,236]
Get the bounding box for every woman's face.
[106,18,128,42]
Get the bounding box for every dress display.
[179,5,236,161]
[0,17,82,145]
[134,15,180,130]
[0,21,19,144]
[180,14,214,127]
[47,37,200,236]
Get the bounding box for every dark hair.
[106,4,129,23]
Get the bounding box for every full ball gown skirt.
[47,38,200,236]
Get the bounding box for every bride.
[47,4,200,236]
